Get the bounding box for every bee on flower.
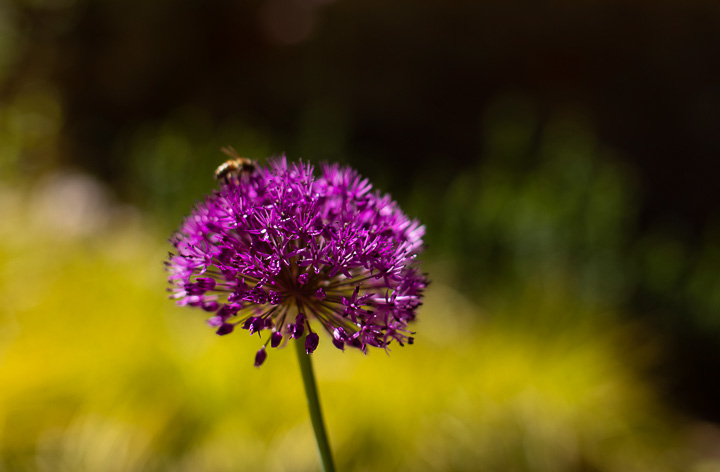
[166,154,427,366]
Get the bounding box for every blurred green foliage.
[0,184,714,472]
[4,87,720,469]
[415,98,639,310]
[2,84,720,468]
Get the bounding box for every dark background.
[12,0,718,227]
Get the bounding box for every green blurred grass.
[0,183,714,472]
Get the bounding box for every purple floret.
[166,156,428,365]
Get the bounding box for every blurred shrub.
[414,97,639,313]
[0,174,714,471]
[411,96,720,345]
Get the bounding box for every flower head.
[167,156,427,365]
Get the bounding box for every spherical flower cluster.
[166,157,427,366]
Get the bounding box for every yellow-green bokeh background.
[1,181,717,471]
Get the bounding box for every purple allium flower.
[167,156,427,365]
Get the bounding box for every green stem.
[295,337,336,472]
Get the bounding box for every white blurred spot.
[30,172,111,238]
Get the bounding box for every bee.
[215,147,257,184]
